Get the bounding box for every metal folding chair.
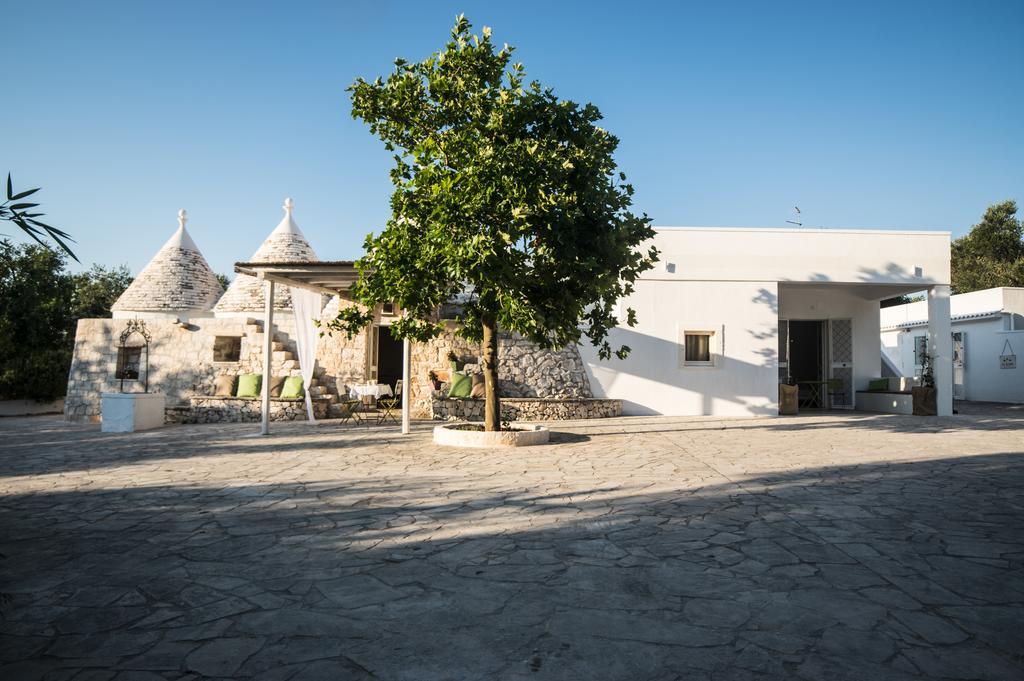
[337,398,366,426]
[827,378,845,409]
[377,380,402,425]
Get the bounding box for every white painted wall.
[652,227,950,287]
[583,227,949,417]
[883,319,1023,403]
[580,280,779,416]
[881,287,1024,404]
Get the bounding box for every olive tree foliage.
[951,200,1024,294]
[0,240,131,400]
[326,16,657,428]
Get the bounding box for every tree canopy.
[951,200,1024,293]
[326,16,658,430]
[0,240,130,401]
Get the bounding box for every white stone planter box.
[856,391,913,415]
[433,422,550,448]
[101,393,166,433]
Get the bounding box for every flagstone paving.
[0,406,1022,680]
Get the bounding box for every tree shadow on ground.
[3,405,1022,481]
[0,448,1022,680]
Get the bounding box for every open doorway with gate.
[788,320,827,408]
[780,318,855,410]
[369,324,404,391]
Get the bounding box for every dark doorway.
[789,320,826,408]
[376,325,404,390]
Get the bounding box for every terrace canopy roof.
[234,260,362,297]
[233,259,411,436]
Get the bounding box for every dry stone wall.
[407,324,592,417]
[431,397,621,421]
[65,315,362,422]
[177,397,330,423]
[66,314,596,424]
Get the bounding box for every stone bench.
[431,397,621,422]
[180,395,331,423]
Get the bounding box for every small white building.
[881,287,1024,404]
[581,227,954,417]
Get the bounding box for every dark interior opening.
[376,325,404,390]
[789,320,826,408]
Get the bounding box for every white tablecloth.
[349,384,393,399]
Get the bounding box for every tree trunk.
[481,314,501,431]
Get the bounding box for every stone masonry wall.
[65,315,363,423]
[66,314,594,423]
[431,398,621,421]
[177,397,330,423]
[408,324,592,417]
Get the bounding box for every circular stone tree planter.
[433,423,550,448]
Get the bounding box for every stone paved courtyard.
[1,407,1023,680]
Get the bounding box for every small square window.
[681,330,716,367]
[115,346,142,380]
[381,302,396,316]
[214,336,242,362]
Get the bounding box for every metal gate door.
[828,318,854,409]
[952,331,966,400]
[778,319,790,384]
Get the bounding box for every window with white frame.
[680,330,716,367]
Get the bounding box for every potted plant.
[912,348,937,415]
[428,370,442,391]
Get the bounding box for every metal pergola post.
[401,338,411,435]
[260,279,275,436]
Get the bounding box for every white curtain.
[290,287,322,421]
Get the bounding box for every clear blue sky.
[3,0,1022,276]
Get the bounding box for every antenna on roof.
[786,206,802,227]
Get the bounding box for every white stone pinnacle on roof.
[214,197,319,314]
[112,209,223,313]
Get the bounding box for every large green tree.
[0,241,131,401]
[951,200,1024,293]
[328,16,658,430]
[70,264,133,320]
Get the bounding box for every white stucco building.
[881,287,1024,404]
[582,227,953,417]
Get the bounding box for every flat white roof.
[645,227,951,287]
[654,226,951,236]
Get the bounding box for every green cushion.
[280,376,304,399]
[236,373,261,398]
[868,378,888,391]
[449,372,473,398]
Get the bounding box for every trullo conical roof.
[112,210,223,314]
[213,198,317,314]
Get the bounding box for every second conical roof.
[214,198,317,313]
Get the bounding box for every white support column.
[928,284,953,416]
[401,337,411,434]
[261,279,276,435]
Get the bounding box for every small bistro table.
[349,383,393,407]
